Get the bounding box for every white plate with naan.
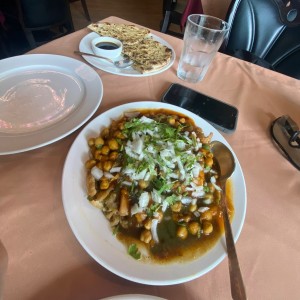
[79,32,176,77]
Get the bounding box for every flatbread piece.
[87,22,173,73]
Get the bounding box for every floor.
[70,0,163,32]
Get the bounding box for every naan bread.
[88,22,150,45]
[123,39,172,73]
[87,22,173,73]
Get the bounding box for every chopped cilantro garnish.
[197,228,201,238]
[202,144,210,151]
[128,244,141,260]
[203,186,210,193]
[113,225,119,236]
[165,195,178,205]
[146,203,160,217]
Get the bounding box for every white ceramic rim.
[62,101,247,286]
[0,54,103,155]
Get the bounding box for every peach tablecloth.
[1,16,300,300]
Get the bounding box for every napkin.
[180,0,204,30]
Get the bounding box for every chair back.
[19,0,71,28]
[222,0,300,78]
[160,0,186,38]
[16,0,74,48]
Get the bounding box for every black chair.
[160,0,204,38]
[221,0,300,79]
[16,0,75,49]
[69,0,91,21]
[160,0,186,38]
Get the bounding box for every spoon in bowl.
[74,50,133,68]
[210,141,247,300]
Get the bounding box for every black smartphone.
[161,83,238,133]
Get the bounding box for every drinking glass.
[177,14,229,83]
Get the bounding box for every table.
[1,16,300,300]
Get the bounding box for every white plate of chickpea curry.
[62,101,246,285]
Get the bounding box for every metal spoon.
[74,50,133,68]
[210,140,247,300]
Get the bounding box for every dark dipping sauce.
[117,181,234,264]
[95,41,120,50]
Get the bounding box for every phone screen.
[162,83,238,133]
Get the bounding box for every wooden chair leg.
[81,0,91,21]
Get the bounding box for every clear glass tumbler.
[177,14,229,83]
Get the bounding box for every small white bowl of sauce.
[91,36,123,59]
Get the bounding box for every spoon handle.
[74,50,114,64]
[221,186,247,300]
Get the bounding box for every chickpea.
[114,130,125,139]
[205,157,214,168]
[144,218,152,230]
[108,139,119,150]
[171,201,182,212]
[135,212,147,223]
[94,137,104,148]
[200,148,208,155]
[179,117,186,124]
[85,159,96,169]
[99,155,109,162]
[89,145,96,156]
[101,145,110,155]
[177,226,188,240]
[94,149,102,160]
[109,151,119,160]
[103,160,113,172]
[202,221,213,235]
[200,210,212,221]
[188,221,200,235]
[96,161,103,169]
[140,230,152,244]
[100,178,110,190]
[88,138,95,147]
[189,204,197,212]
[182,214,191,223]
[205,193,214,201]
[214,190,221,202]
[101,128,109,138]
[168,117,176,126]
[138,180,149,189]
